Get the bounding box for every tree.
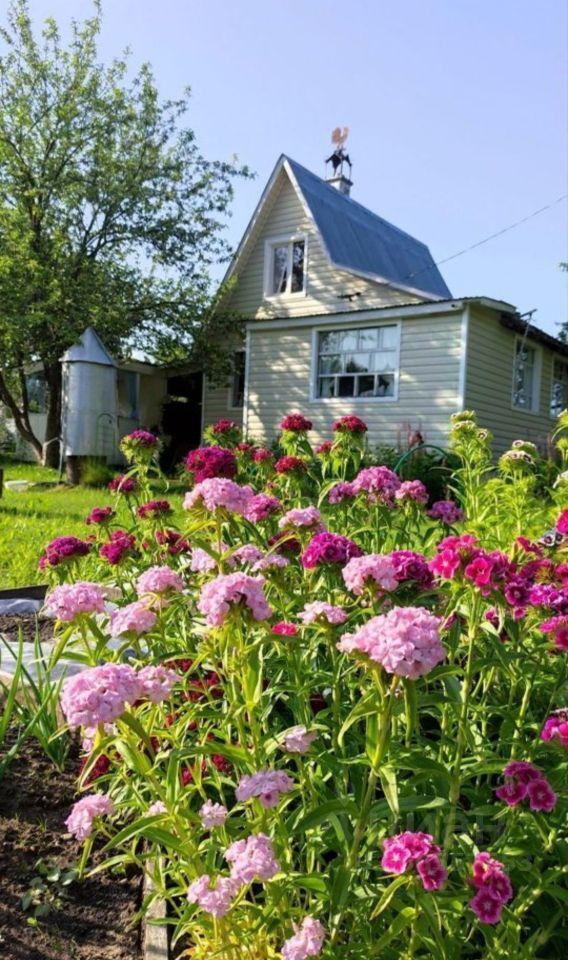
[0,1,250,465]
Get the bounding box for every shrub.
[38,417,568,959]
[80,458,115,488]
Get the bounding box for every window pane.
[551,360,568,417]
[272,245,288,294]
[379,326,398,349]
[357,375,375,396]
[338,375,355,397]
[319,331,342,353]
[345,352,370,373]
[513,343,535,409]
[319,354,342,374]
[358,328,379,349]
[318,376,336,398]
[291,241,305,292]
[373,351,397,372]
[376,374,395,397]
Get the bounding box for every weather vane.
[326,127,352,177]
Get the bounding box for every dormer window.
[264,236,306,297]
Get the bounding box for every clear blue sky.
[29,0,568,335]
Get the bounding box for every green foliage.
[21,859,78,919]
[79,458,115,488]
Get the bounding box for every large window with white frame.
[512,339,541,412]
[265,236,306,297]
[550,358,568,418]
[315,325,400,400]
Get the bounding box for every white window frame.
[228,349,246,410]
[511,336,542,415]
[550,357,568,419]
[309,321,401,404]
[263,233,308,300]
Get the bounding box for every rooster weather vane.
[326,127,352,178]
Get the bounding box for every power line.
[405,193,568,284]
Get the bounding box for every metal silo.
[61,328,118,459]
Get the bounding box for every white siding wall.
[464,308,559,454]
[202,379,244,431]
[245,311,463,449]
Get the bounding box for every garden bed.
[0,732,142,960]
[0,613,54,645]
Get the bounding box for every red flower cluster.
[253,448,274,463]
[155,529,191,556]
[99,530,136,565]
[185,446,237,483]
[275,456,307,476]
[137,499,173,519]
[280,413,313,432]
[39,536,91,570]
[333,415,368,434]
[108,474,138,494]
[85,506,115,526]
[212,419,239,435]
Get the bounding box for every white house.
[8,153,568,464]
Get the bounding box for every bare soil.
[0,614,54,646]
[0,734,142,960]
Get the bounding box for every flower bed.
[34,411,568,958]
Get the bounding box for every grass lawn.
[0,458,184,588]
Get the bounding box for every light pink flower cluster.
[236,768,295,808]
[45,582,106,622]
[230,544,288,573]
[198,572,272,626]
[136,565,184,597]
[186,874,240,918]
[225,833,280,883]
[338,606,445,679]
[381,832,446,892]
[137,665,180,703]
[469,852,513,924]
[352,466,401,505]
[278,506,323,531]
[281,916,326,960]
[299,601,348,625]
[109,600,156,637]
[328,481,356,504]
[189,547,219,574]
[61,661,177,729]
[395,479,428,505]
[495,761,557,812]
[342,554,398,595]
[283,725,317,754]
[183,478,253,516]
[199,799,228,828]
[65,793,114,842]
[148,800,166,816]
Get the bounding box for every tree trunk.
[0,369,43,461]
[43,362,63,469]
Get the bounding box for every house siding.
[225,172,423,321]
[464,308,558,454]
[244,311,463,449]
[202,378,244,431]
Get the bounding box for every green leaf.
[379,764,399,817]
[370,875,410,919]
[292,798,357,835]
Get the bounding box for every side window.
[512,339,540,412]
[230,351,246,408]
[550,358,568,418]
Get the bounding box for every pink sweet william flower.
[278,506,323,531]
[108,474,138,494]
[299,601,348,625]
[65,793,114,842]
[110,600,157,637]
[342,554,398,595]
[252,448,274,464]
[86,506,115,525]
[381,832,445,892]
[44,582,105,622]
[136,565,184,597]
[183,478,253,516]
[137,665,179,703]
[148,800,166,816]
[190,547,219,574]
[281,916,326,960]
[333,414,367,434]
[244,493,281,521]
[395,479,428,505]
[187,874,240,918]
[39,535,90,570]
[137,499,172,519]
[99,530,136,565]
[328,481,357,504]
[338,606,445,679]
[236,768,294,808]
[198,572,272,626]
[225,833,280,883]
[199,799,228,828]
[212,418,238,435]
[427,500,464,525]
[280,413,312,432]
[556,509,568,534]
[272,621,298,636]
[541,710,568,747]
[352,466,401,505]
[469,852,513,924]
[301,532,362,569]
[275,456,307,475]
[283,725,317,754]
[540,615,568,651]
[496,761,557,812]
[389,550,434,589]
[61,663,142,729]
[185,446,237,483]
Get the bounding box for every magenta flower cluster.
[469,852,513,924]
[39,535,90,570]
[381,832,446,891]
[301,532,362,569]
[280,413,313,432]
[185,445,237,483]
[495,761,557,812]
[541,710,568,747]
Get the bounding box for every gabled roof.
[61,327,116,366]
[224,154,452,302]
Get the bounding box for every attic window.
[265,237,306,297]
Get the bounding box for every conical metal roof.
[61,327,116,366]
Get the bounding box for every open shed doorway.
[161,372,203,472]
